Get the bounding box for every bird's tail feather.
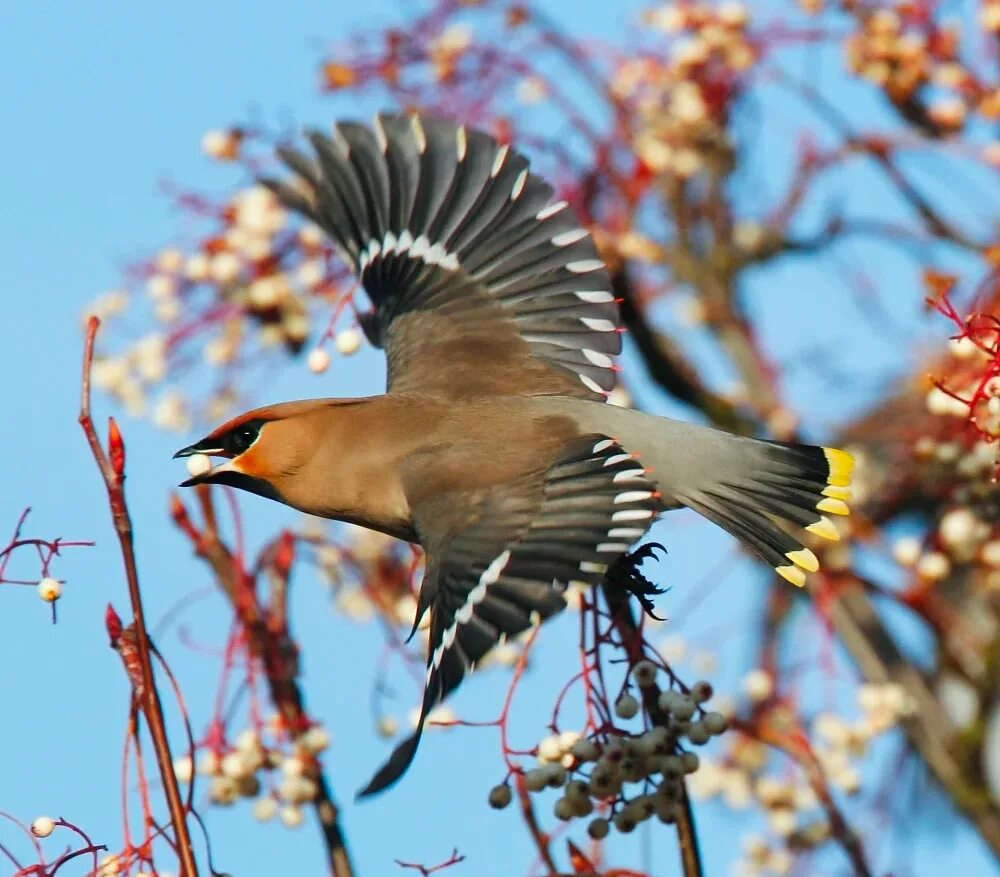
[672,439,854,586]
[357,724,423,799]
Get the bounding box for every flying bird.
[174,114,854,797]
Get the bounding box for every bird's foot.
[605,542,668,621]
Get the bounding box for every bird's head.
[173,399,337,503]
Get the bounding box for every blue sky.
[2,2,997,876]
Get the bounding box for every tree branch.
[600,581,703,877]
[171,489,355,877]
[78,316,200,877]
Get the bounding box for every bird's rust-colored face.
[173,410,282,500]
[173,400,331,503]
[173,395,413,532]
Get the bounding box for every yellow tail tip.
[822,485,852,501]
[806,516,841,541]
[776,565,806,587]
[786,548,819,572]
[823,447,854,488]
[817,497,850,516]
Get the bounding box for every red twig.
[395,847,466,875]
[78,316,200,877]
[170,488,355,877]
[733,717,873,877]
[515,772,560,876]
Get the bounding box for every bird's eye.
[229,423,260,455]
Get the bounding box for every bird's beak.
[173,441,230,487]
[172,443,224,459]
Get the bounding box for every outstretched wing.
[261,114,621,401]
[358,435,661,797]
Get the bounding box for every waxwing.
[176,114,853,797]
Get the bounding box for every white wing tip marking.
[410,235,430,258]
[579,561,609,575]
[511,169,528,200]
[597,542,631,553]
[592,439,616,453]
[580,374,607,395]
[581,317,617,332]
[613,469,646,483]
[536,200,568,221]
[551,228,588,247]
[608,527,646,539]
[430,549,511,673]
[614,490,654,504]
[583,348,615,368]
[491,145,509,177]
[456,125,467,161]
[378,230,459,270]
[603,453,633,467]
[612,509,655,522]
[425,242,447,265]
[567,259,604,274]
[576,290,615,303]
[481,549,511,586]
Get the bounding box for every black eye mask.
[225,419,265,455]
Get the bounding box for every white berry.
[253,797,277,822]
[297,725,331,754]
[185,453,212,478]
[537,734,563,763]
[335,328,362,356]
[37,578,62,602]
[280,805,304,829]
[31,816,55,838]
[307,348,330,374]
[173,755,194,783]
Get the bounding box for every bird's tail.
[356,724,423,800]
[572,405,855,585]
[670,437,853,586]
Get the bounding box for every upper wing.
[357,434,661,797]
[261,114,621,401]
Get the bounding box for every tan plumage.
[175,114,854,796]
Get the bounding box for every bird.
[174,113,854,798]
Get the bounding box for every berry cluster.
[174,722,330,830]
[489,661,727,837]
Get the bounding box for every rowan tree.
[4,1,1000,876]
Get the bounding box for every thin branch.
[600,582,703,877]
[732,717,873,877]
[171,489,355,877]
[817,572,1000,858]
[514,773,560,876]
[78,316,199,877]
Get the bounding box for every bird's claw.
[605,542,668,621]
[628,541,667,564]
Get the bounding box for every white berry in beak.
[186,453,213,478]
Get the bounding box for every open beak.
[172,444,224,459]
[173,442,229,487]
